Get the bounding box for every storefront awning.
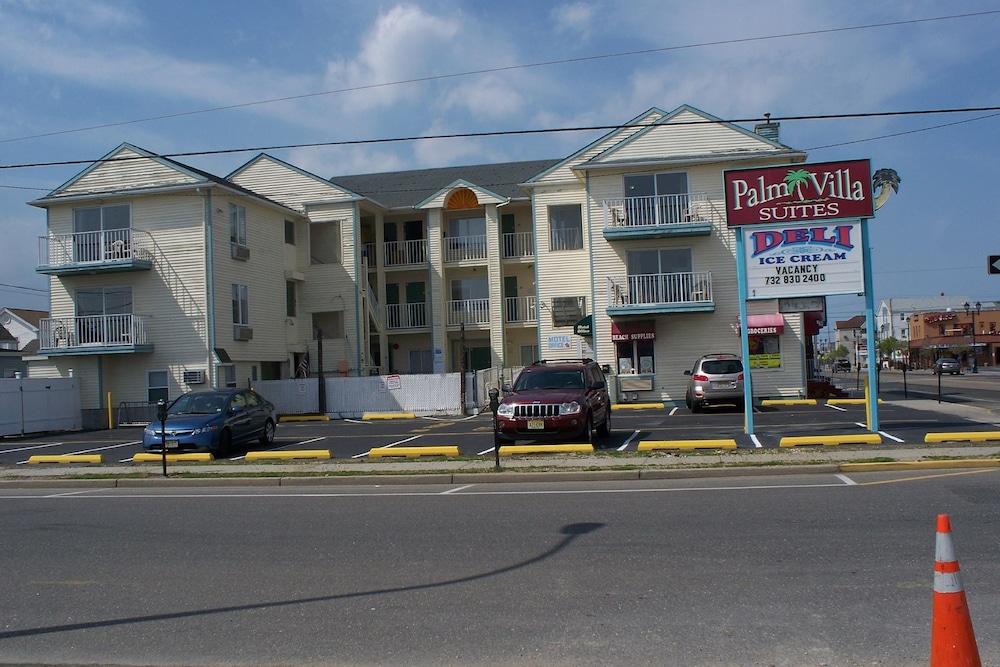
[741,313,785,336]
[611,320,655,341]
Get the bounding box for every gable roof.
[835,315,866,330]
[227,153,364,199]
[7,308,46,328]
[330,159,559,209]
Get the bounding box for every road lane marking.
[617,430,641,452]
[749,434,763,449]
[878,430,905,443]
[859,469,998,486]
[440,484,474,495]
[44,489,101,498]
[351,435,421,459]
[834,473,857,486]
[668,407,678,416]
[476,446,495,455]
[825,404,848,412]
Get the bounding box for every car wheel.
[259,419,275,446]
[685,393,692,410]
[215,428,232,457]
[691,399,703,413]
[581,413,594,447]
[597,409,611,438]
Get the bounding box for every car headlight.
[497,403,514,417]
[559,401,582,415]
[144,426,158,436]
[191,425,219,436]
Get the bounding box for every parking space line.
[440,484,474,495]
[878,430,905,443]
[668,407,678,416]
[749,434,763,449]
[351,435,421,459]
[825,404,848,412]
[476,446,495,455]
[0,442,65,456]
[228,436,329,461]
[617,430,641,452]
[20,440,142,465]
[854,422,868,429]
[834,473,857,486]
[344,419,372,425]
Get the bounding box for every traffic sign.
[990,255,1000,275]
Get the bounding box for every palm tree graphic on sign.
[783,169,811,200]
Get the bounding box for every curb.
[924,432,1000,444]
[278,415,330,423]
[612,403,664,411]
[840,459,1000,472]
[779,433,882,447]
[499,444,594,456]
[362,412,416,421]
[369,446,460,459]
[638,439,738,451]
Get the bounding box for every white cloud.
[551,2,594,38]
[412,121,491,168]
[4,0,142,29]
[285,146,405,178]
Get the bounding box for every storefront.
[611,320,656,399]
[744,313,785,369]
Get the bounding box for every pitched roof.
[8,308,47,328]
[835,315,866,330]
[329,159,560,209]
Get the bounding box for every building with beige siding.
[26,104,818,414]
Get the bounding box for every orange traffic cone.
[930,514,981,667]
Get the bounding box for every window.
[285,281,297,317]
[75,287,133,345]
[73,204,130,233]
[448,217,486,237]
[623,172,689,224]
[617,340,655,374]
[217,364,237,388]
[749,336,781,369]
[520,344,539,366]
[625,248,695,304]
[245,391,260,407]
[230,392,247,411]
[409,349,433,374]
[147,370,169,404]
[232,284,249,325]
[312,311,344,338]
[450,277,488,301]
[309,221,341,264]
[515,370,585,391]
[284,220,295,245]
[627,248,692,276]
[261,361,283,380]
[549,205,583,250]
[229,204,247,246]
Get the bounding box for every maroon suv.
[496,359,611,444]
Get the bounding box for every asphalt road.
[864,369,1000,408]
[1,470,997,666]
[1,400,996,466]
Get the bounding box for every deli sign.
[724,159,873,226]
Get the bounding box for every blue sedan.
[142,389,276,455]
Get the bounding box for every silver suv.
[684,354,744,412]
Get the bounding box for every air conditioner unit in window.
[182,369,206,385]
[231,244,250,261]
[233,325,254,341]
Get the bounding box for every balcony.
[447,298,490,328]
[606,272,714,316]
[504,296,537,325]
[361,242,376,269]
[602,193,715,240]
[386,303,428,330]
[38,314,153,355]
[384,239,428,268]
[444,235,487,264]
[38,229,154,275]
[502,232,534,261]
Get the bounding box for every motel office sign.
[724,160,874,300]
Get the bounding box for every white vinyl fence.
[253,379,319,416]
[0,377,81,436]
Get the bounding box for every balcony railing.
[504,296,537,323]
[447,299,490,326]
[502,232,534,259]
[361,242,376,267]
[384,239,427,267]
[444,235,487,263]
[38,229,153,271]
[603,192,714,228]
[38,314,152,352]
[386,302,428,329]
[607,272,713,307]
[550,227,583,251]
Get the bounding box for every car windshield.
[702,360,743,374]
[514,370,585,391]
[168,393,228,415]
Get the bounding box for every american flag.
[296,351,310,378]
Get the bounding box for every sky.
[1,0,999,328]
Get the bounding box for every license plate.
[712,382,736,389]
[165,439,180,449]
[527,419,545,430]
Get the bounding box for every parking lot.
[1,399,996,466]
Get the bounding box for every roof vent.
[754,113,780,142]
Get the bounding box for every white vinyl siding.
[232,284,249,325]
[229,156,355,212]
[59,147,197,195]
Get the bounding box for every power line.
[2,9,995,146]
[0,282,47,294]
[4,105,1000,171]
[807,111,1000,150]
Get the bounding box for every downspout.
[203,188,217,387]
[353,202,362,376]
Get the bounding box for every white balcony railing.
[502,232,534,259]
[362,242,376,267]
[444,235,487,263]
[607,272,713,307]
[447,299,490,326]
[384,239,427,267]
[38,314,151,350]
[39,229,153,268]
[603,192,714,228]
[386,302,428,329]
[504,296,537,323]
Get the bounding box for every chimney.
[754,112,780,142]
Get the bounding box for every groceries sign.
[724,160,873,226]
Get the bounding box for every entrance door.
[406,281,426,327]
[656,172,689,223]
[404,220,423,240]
[469,346,491,371]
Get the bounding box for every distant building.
[0,308,46,377]
[907,305,1000,368]
[876,296,970,343]
[834,315,866,368]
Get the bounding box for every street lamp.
[963,301,982,373]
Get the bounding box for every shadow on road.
[0,522,604,641]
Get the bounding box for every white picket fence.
[0,377,81,436]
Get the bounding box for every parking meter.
[488,388,501,470]
[157,399,168,477]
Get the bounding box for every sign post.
[861,219,879,433]
[734,231,755,432]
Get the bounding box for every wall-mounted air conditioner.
[182,369,206,384]
[231,244,250,261]
[233,325,254,341]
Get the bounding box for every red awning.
[743,313,785,336]
[611,320,656,342]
